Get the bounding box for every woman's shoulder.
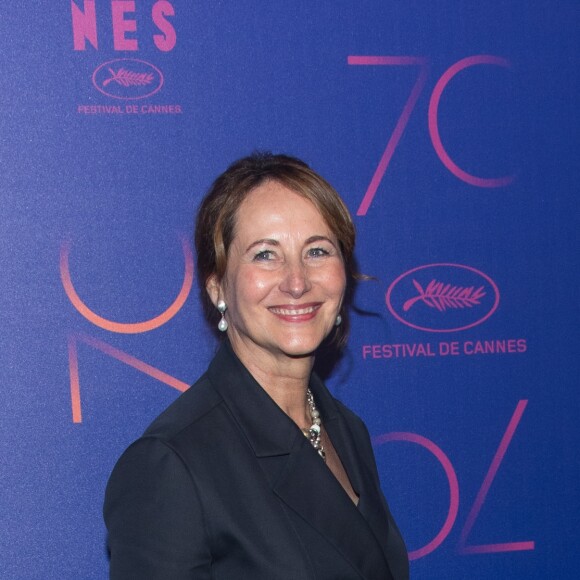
[106,372,229,494]
[142,372,223,443]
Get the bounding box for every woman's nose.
[279,261,312,298]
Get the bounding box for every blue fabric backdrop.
[1,2,578,578]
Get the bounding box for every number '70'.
[348,55,515,216]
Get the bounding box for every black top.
[104,341,409,579]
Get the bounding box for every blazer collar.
[207,340,300,457]
[206,341,355,460]
[206,341,393,580]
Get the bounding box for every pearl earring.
[335,314,342,326]
[217,300,228,332]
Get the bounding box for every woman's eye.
[307,247,330,258]
[253,250,275,261]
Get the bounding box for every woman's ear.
[206,275,221,307]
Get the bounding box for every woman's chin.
[274,335,326,359]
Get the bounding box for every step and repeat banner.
[1,2,578,578]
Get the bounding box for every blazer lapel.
[273,432,393,580]
[207,342,393,580]
[310,375,395,569]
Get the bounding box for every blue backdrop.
[1,2,578,578]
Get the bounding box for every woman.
[104,153,409,579]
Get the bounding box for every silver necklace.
[302,389,326,462]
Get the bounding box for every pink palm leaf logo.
[102,68,154,88]
[403,279,486,312]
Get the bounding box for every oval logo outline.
[92,58,164,101]
[386,263,500,333]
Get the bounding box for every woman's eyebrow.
[305,235,336,246]
[245,238,279,252]
[244,235,336,253]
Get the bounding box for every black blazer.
[104,341,409,579]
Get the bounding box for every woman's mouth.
[268,303,321,321]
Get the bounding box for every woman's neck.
[228,336,314,428]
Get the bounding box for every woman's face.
[208,180,346,366]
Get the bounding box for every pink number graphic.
[428,55,515,188]
[61,234,193,422]
[457,400,534,554]
[60,234,193,334]
[68,332,189,423]
[373,400,534,560]
[348,55,515,213]
[373,431,459,560]
[347,56,429,216]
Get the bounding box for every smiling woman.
[205,181,346,365]
[195,153,356,347]
[104,153,409,580]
